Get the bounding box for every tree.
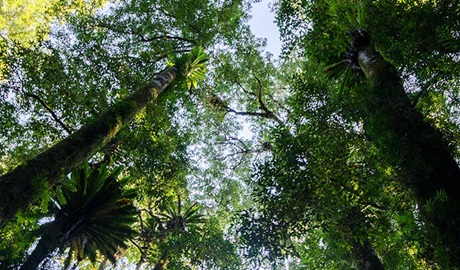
[6,0,460,268]
[0,0,249,267]
[341,28,460,265]
[0,0,107,83]
[276,0,460,266]
[0,64,178,228]
[0,0,246,228]
[0,0,106,44]
[20,163,137,269]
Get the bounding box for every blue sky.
[249,0,281,57]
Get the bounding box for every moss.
[116,100,138,118]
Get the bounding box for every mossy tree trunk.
[357,44,460,264]
[0,66,178,228]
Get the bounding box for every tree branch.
[225,107,281,122]
[23,92,72,135]
[231,75,284,124]
[138,35,196,45]
[95,19,196,46]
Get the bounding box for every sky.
[237,1,281,141]
[249,0,282,58]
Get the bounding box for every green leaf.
[55,186,67,206]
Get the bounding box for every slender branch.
[232,75,284,124]
[231,154,246,170]
[23,92,73,134]
[234,80,256,98]
[95,19,196,46]
[139,35,196,45]
[220,148,261,160]
[129,239,144,254]
[218,137,271,170]
[155,7,202,35]
[139,208,155,218]
[266,88,292,117]
[225,107,278,120]
[218,135,248,148]
[253,72,263,101]
[253,73,283,124]
[208,91,283,124]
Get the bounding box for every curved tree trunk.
[0,66,178,228]
[20,236,52,270]
[357,42,460,264]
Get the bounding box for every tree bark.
[0,66,178,228]
[357,45,460,263]
[20,235,53,269]
[20,223,62,270]
[154,251,169,270]
[344,207,385,270]
[352,240,385,270]
[135,251,147,270]
[97,258,109,270]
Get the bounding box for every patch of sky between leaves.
[249,0,281,59]
[238,0,281,141]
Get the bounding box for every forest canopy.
[1,0,460,269]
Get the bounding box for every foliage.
[135,197,241,269]
[2,0,460,269]
[20,163,138,269]
[1,0,245,268]
[0,0,105,44]
[271,0,460,268]
[0,210,43,267]
[234,56,451,268]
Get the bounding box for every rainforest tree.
[2,0,460,269]
[0,0,245,268]
[274,0,460,267]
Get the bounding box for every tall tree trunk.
[20,224,62,270]
[20,235,53,270]
[154,251,169,270]
[344,207,385,270]
[351,239,385,270]
[357,40,460,264]
[97,258,109,270]
[135,251,147,270]
[0,66,178,228]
